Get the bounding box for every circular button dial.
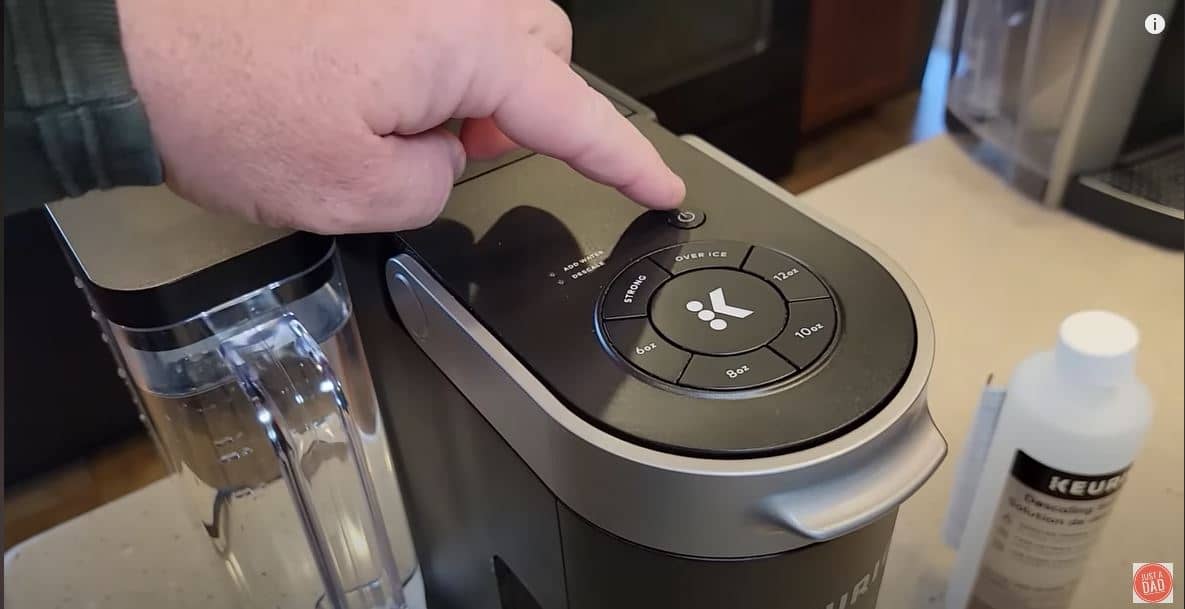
[649,268,787,356]
[599,242,837,392]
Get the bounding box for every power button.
[667,208,706,229]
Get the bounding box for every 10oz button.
[770,298,836,368]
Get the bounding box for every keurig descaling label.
[969,452,1130,609]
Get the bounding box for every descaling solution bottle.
[944,311,1153,609]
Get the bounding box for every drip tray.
[1065,139,1184,250]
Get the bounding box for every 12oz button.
[770,298,836,368]
[650,241,750,275]
[743,247,829,301]
[602,259,670,319]
[604,317,692,382]
[679,348,796,390]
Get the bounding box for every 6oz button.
[770,298,836,368]
[604,317,692,382]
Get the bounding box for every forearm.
[3,0,162,215]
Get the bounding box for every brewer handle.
[220,314,406,609]
[763,411,947,541]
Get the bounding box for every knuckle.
[402,166,454,229]
[408,173,454,229]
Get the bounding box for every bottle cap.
[1055,310,1139,387]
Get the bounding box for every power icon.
[1146,13,1166,34]
[667,208,706,229]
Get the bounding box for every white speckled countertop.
[4,476,428,609]
[6,135,1182,609]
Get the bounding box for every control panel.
[395,116,917,455]
[599,241,837,391]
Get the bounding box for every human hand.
[117,0,685,233]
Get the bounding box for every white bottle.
[945,311,1153,609]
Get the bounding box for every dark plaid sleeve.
[4,0,162,214]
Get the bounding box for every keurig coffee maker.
[340,76,946,608]
[47,70,943,609]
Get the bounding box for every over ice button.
[602,259,670,319]
[650,241,750,275]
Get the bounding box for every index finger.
[490,44,685,208]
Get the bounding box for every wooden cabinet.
[800,0,943,132]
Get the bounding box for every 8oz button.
[679,348,796,390]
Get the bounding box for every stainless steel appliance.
[342,77,946,608]
[947,0,1183,248]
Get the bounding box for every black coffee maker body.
[341,77,945,609]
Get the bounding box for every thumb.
[460,116,519,160]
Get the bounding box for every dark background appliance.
[4,210,144,486]
[560,0,811,178]
[1064,1,1183,250]
[562,0,943,178]
[945,0,1183,249]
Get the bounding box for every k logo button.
[650,268,786,356]
[685,288,754,331]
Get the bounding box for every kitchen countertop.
[6,134,1183,608]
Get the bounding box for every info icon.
[1133,563,1174,604]
[1146,13,1166,35]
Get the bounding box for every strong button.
[602,259,670,319]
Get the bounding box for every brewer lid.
[48,186,333,330]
